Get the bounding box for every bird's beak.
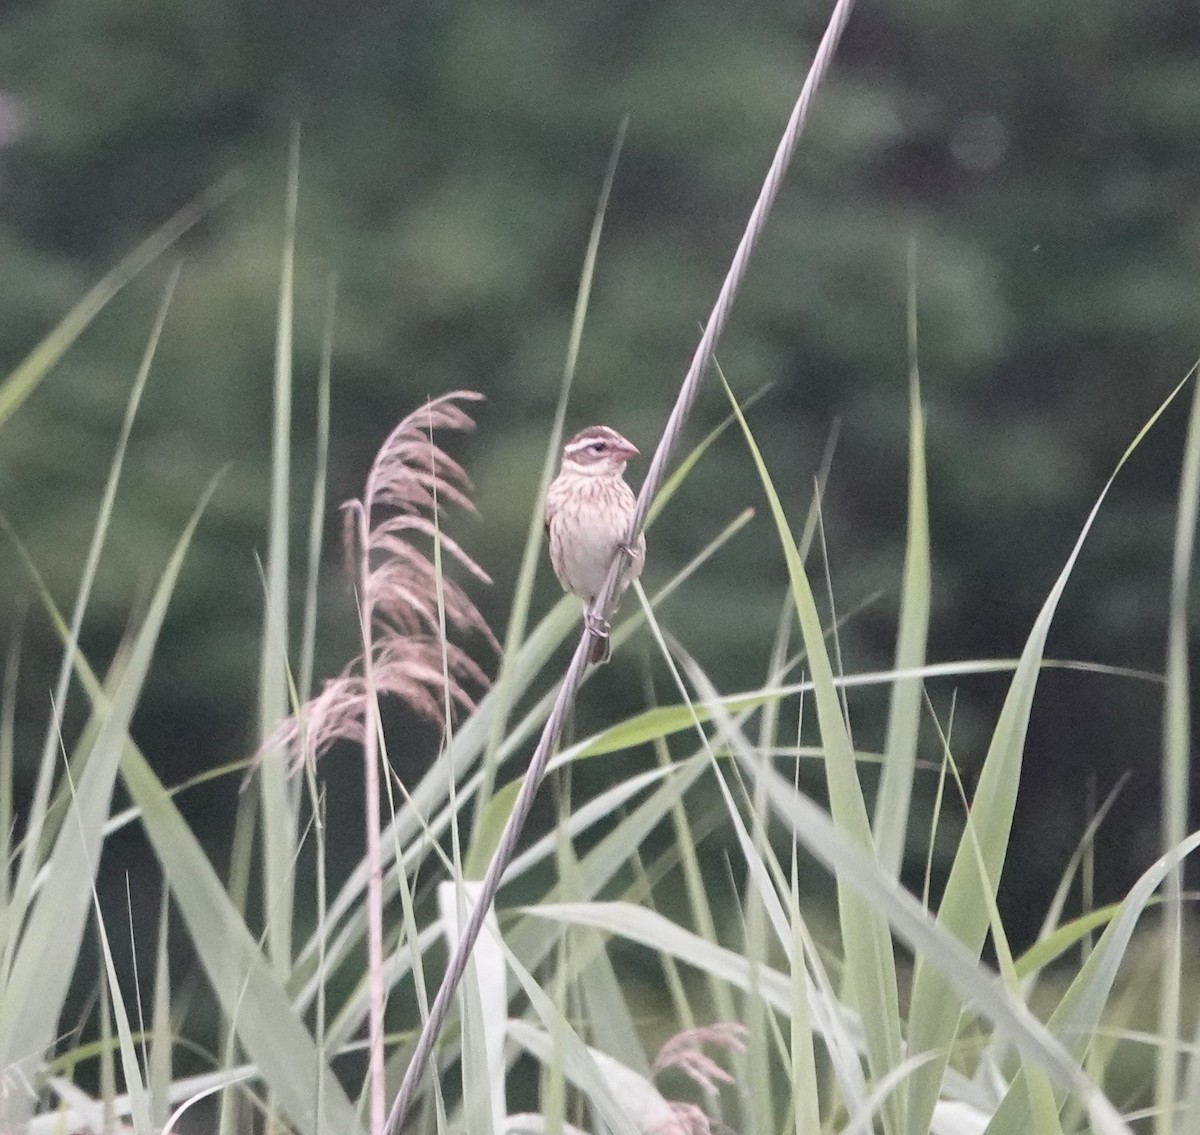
[616,438,639,460]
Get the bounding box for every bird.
[545,424,647,664]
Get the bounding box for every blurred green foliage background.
[1,0,1198,941]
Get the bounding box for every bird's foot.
[584,609,611,641]
[584,609,612,665]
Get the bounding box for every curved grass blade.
[1157,366,1200,1134]
[0,476,220,1122]
[0,178,234,428]
[3,269,179,979]
[477,119,628,833]
[874,242,931,877]
[985,829,1200,1133]
[904,368,1193,1135]
[723,373,906,1131]
[256,129,301,975]
[13,484,363,1135]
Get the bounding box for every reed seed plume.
[653,1021,747,1095]
[263,390,495,772]
[643,1102,713,1135]
[637,1023,747,1135]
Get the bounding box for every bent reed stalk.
[384,0,859,1128]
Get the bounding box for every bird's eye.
[589,442,606,453]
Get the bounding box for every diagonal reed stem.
[383,1,858,1128]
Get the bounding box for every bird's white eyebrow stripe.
[565,429,619,454]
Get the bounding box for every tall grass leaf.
[786,882,822,1133]
[905,369,1192,1135]
[149,890,172,1129]
[0,475,218,1123]
[100,952,116,1130]
[4,268,178,978]
[440,882,504,1134]
[1023,776,1128,996]
[257,129,302,975]
[0,618,20,929]
[1014,903,1130,980]
[504,1016,641,1135]
[0,178,233,429]
[723,375,905,1132]
[556,836,647,1073]
[667,641,872,1113]
[15,482,362,1135]
[874,246,931,877]
[219,763,258,1135]
[504,755,711,972]
[744,758,1133,1134]
[89,898,153,1135]
[651,685,740,1030]
[478,119,627,833]
[1183,1020,1200,1135]
[122,744,364,1135]
[528,902,860,1048]
[985,828,1200,1133]
[300,275,336,703]
[1157,368,1200,1135]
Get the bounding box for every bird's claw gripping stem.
[584,609,612,641]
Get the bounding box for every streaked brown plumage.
[545,425,646,663]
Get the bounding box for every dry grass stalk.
[259,389,494,1135]
[263,389,495,773]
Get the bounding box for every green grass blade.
[987,828,1200,1132]
[300,275,336,702]
[0,178,232,429]
[121,745,364,1135]
[723,375,905,1132]
[149,890,172,1129]
[439,882,504,1134]
[874,245,931,877]
[1157,369,1200,1135]
[1014,902,1131,980]
[256,130,302,974]
[0,618,20,935]
[904,369,1192,1135]
[477,118,628,836]
[0,476,219,1117]
[786,881,822,1133]
[13,478,363,1135]
[556,835,646,1073]
[505,1014,642,1135]
[90,900,153,1135]
[5,269,179,975]
[745,759,1131,1133]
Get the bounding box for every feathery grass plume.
[264,390,495,773]
[652,1023,747,1096]
[581,1024,753,1135]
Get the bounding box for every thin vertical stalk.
[353,499,387,1135]
[1157,373,1200,1135]
[383,0,858,1127]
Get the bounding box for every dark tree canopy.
[2,0,1198,926]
